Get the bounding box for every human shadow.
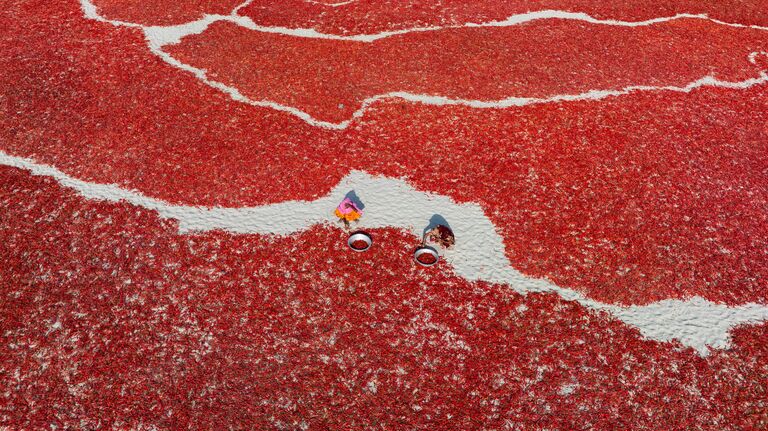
[344,190,365,211]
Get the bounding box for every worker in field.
[424,224,455,249]
[335,196,363,230]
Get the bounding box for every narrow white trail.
[2,151,767,355]
[143,11,729,44]
[79,0,768,129]
[83,0,768,44]
[304,0,357,7]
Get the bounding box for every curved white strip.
[82,0,768,44]
[115,45,768,130]
[79,0,768,129]
[232,0,255,15]
[143,11,717,45]
[305,0,357,7]
[2,150,766,355]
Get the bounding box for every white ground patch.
[80,0,768,129]
[2,151,767,355]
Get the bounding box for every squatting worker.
[424,224,455,249]
[335,197,363,229]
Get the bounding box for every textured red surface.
[417,252,438,265]
[1,165,767,430]
[240,0,768,35]
[166,19,768,123]
[88,0,768,32]
[91,0,242,25]
[2,0,767,305]
[1,0,768,427]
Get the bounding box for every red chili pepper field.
[1,1,767,429]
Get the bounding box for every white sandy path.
[80,0,768,129]
[2,151,767,355]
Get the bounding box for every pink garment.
[336,197,362,215]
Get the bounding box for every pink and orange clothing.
[334,197,363,222]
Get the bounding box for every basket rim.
[414,245,440,266]
[347,231,372,251]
